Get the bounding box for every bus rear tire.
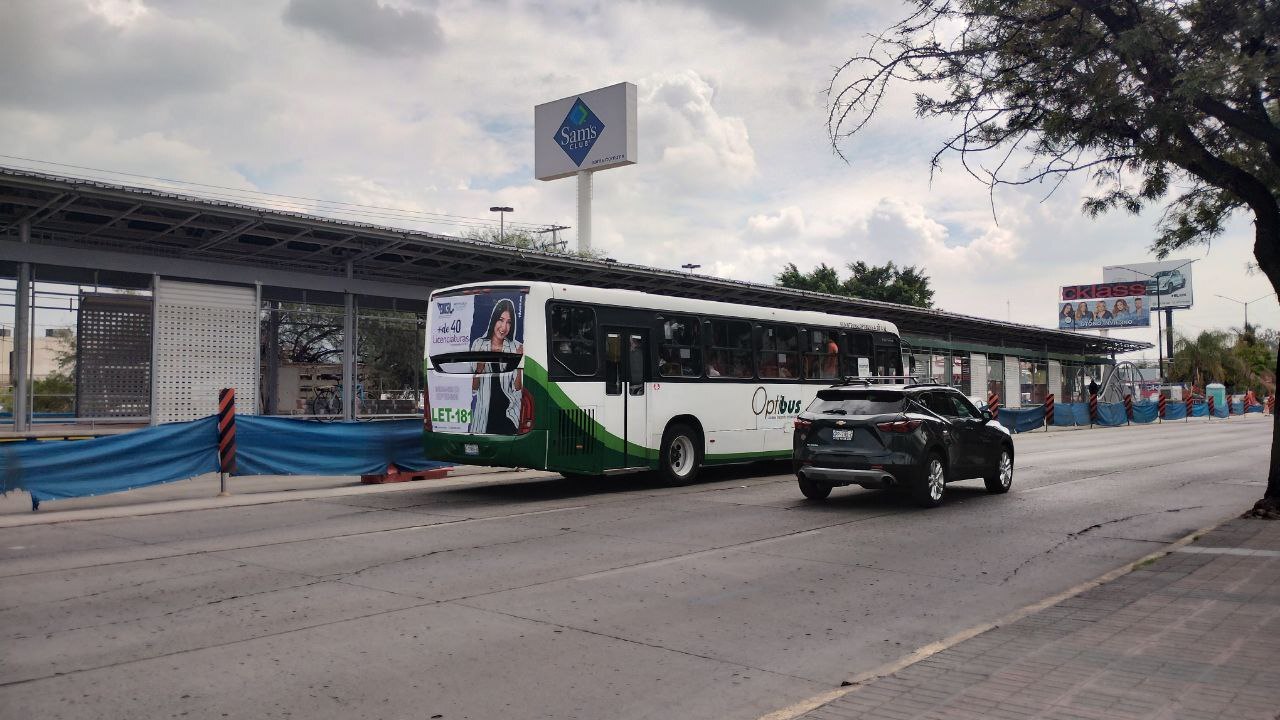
[659,422,702,486]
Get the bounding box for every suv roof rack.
[832,375,936,387]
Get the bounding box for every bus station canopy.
[0,166,1148,357]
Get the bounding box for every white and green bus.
[424,281,903,484]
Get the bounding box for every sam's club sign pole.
[534,82,638,253]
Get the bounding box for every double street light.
[1215,292,1277,329]
[681,263,701,273]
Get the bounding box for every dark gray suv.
[792,382,1015,507]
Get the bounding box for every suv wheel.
[912,454,947,508]
[984,448,1013,493]
[797,475,832,501]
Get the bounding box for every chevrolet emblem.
[836,420,846,426]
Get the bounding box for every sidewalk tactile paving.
[797,518,1280,720]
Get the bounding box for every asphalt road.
[0,417,1271,720]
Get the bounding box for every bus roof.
[431,280,899,335]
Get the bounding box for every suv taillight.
[793,418,812,430]
[876,419,922,433]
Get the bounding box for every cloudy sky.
[1,0,1273,357]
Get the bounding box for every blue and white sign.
[555,98,605,166]
[535,82,637,181]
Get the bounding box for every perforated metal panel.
[75,293,153,418]
[1048,360,1062,401]
[1004,357,1021,408]
[153,280,257,423]
[970,353,987,401]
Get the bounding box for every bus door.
[603,327,650,469]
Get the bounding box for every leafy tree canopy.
[777,260,936,307]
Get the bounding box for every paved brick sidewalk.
[799,517,1280,720]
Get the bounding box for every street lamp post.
[681,263,701,273]
[489,206,513,243]
[1216,292,1277,330]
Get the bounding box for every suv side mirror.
[979,407,993,422]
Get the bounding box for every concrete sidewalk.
[783,516,1280,720]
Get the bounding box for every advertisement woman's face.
[494,310,512,341]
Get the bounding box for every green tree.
[775,263,845,295]
[828,0,1280,511]
[1169,330,1246,389]
[777,261,935,307]
[462,227,605,259]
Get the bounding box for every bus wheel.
[659,423,702,486]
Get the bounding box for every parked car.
[792,381,1014,507]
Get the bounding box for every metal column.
[1165,308,1174,365]
[342,262,356,420]
[13,221,31,432]
[576,170,592,253]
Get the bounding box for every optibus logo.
[554,98,605,166]
[752,387,802,417]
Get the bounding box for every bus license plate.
[464,443,479,456]
[831,429,853,441]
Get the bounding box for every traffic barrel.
[1088,391,1098,425]
[1158,395,1166,421]
[987,391,1000,421]
[1123,394,1133,424]
[1044,393,1054,429]
[217,388,237,495]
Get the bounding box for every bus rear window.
[809,391,904,416]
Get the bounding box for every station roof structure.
[0,166,1149,357]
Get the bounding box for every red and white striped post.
[987,391,1000,421]
[217,388,237,497]
[1088,391,1098,427]
[1123,394,1133,425]
[1207,394,1216,419]
[1043,393,1054,431]
[1158,395,1167,423]
[1268,396,1275,415]
[1185,394,1193,423]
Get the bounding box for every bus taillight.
[518,391,535,435]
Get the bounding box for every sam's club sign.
[535,82,637,181]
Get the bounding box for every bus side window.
[842,331,874,377]
[658,315,702,378]
[550,304,597,377]
[605,332,623,395]
[705,318,753,378]
[757,324,800,379]
[802,329,840,380]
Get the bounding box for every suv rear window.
[809,391,904,415]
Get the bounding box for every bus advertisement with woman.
[427,288,529,435]
[425,282,901,485]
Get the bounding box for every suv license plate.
[464,443,480,456]
[831,429,853,441]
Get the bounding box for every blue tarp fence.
[1,417,448,503]
[1005,398,1263,433]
